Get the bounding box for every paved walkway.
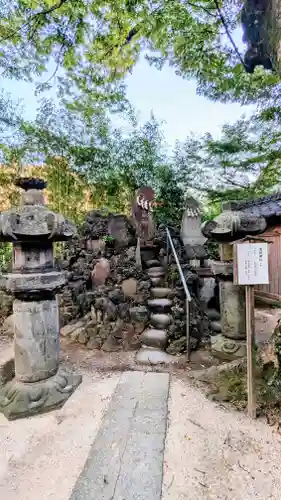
[70,372,169,500]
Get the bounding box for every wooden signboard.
[233,241,269,286]
[232,236,270,419]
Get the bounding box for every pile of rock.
[0,291,13,325]
[0,209,210,354]
[165,265,210,355]
[58,213,209,353]
[57,210,153,351]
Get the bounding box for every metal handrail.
[165,227,192,360]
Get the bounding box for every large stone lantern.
[0,177,82,420]
[202,202,267,360]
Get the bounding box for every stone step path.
[140,328,168,349]
[69,371,169,500]
[136,258,174,365]
[147,298,173,312]
[151,287,172,299]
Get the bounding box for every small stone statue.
[201,201,267,361]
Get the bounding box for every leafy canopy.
[172,108,281,216]
[0,0,279,109]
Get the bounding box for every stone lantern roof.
[0,177,77,242]
[201,200,267,243]
[234,192,281,220]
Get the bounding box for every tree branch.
[0,0,69,43]
[213,0,247,70]
[34,0,69,17]
[186,1,218,18]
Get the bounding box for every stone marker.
[0,177,82,420]
[131,187,156,245]
[180,196,207,267]
[131,187,158,267]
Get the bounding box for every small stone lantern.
[202,201,267,360]
[0,177,82,420]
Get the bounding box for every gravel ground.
[0,370,120,500]
[162,377,281,500]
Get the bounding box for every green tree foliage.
[153,165,185,227]
[173,109,281,215]
[0,0,279,110]
[0,97,186,221]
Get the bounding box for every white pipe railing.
[165,227,192,360]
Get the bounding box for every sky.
[1,28,256,147]
[125,58,256,143]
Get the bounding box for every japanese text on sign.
[236,242,269,285]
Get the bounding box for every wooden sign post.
[233,236,270,419]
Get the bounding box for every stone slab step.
[136,347,174,365]
[206,309,221,321]
[147,266,165,275]
[146,260,162,268]
[140,329,168,349]
[151,287,172,299]
[150,277,164,286]
[148,271,165,280]
[151,313,171,329]
[210,320,221,333]
[69,371,169,499]
[147,298,172,312]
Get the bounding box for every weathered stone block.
[220,281,246,340]
[14,298,60,383]
[60,319,86,337]
[211,334,246,361]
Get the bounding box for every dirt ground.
[1,363,281,500]
[0,369,120,500]
[1,303,280,377]
[162,377,281,500]
[0,304,281,500]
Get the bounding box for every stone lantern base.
[0,367,82,420]
[211,335,246,361]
